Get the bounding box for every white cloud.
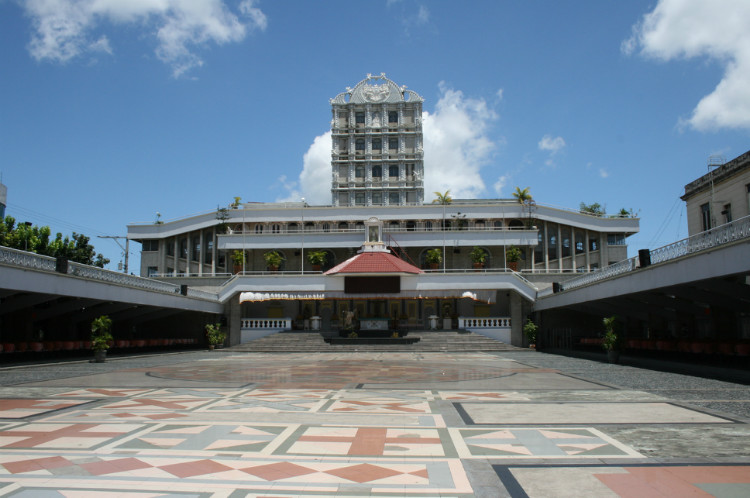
[416,5,430,25]
[277,131,332,205]
[23,0,267,77]
[599,168,609,178]
[538,135,566,154]
[623,0,750,131]
[493,175,509,196]
[284,83,500,204]
[423,83,498,199]
[496,88,504,101]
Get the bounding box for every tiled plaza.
[0,350,749,496]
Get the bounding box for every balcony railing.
[559,215,750,292]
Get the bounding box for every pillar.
[510,292,524,347]
[226,294,242,346]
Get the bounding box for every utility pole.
[98,235,130,273]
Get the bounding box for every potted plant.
[470,246,487,270]
[231,250,245,274]
[602,315,624,363]
[91,315,113,363]
[425,248,442,269]
[263,250,283,271]
[523,318,538,349]
[505,246,521,271]
[307,250,327,271]
[205,323,226,350]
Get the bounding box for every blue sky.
[1,0,748,272]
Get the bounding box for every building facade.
[330,74,424,207]
[127,75,639,346]
[681,151,750,235]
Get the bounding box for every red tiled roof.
[325,251,423,275]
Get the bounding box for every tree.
[0,217,109,267]
[512,187,532,204]
[432,190,452,205]
[579,202,606,216]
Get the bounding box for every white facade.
[330,74,424,207]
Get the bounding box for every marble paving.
[0,351,748,496]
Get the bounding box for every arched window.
[255,225,263,234]
[288,223,299,232]
[355,138,365,151]
[355,222,365,231]
[406,221,416,231]
[425,221,433,231]
[475,220,485,229]
[304,222,315,231]
[355,165,365,178]
[271,224,281,233]
[322,223,330,232]
[372,165,382,177]
[389,221,400,230]
[389,165,399,177]
[388,111,398,123]
[494,220,503,230]
[338,222,349,231]
[372,138,382,150]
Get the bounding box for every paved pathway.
[0,350,748,496]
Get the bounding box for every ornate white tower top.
[330,73,424,105]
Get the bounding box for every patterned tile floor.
[0,351,748,496]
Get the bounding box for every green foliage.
[0,216,109,267]
[580,202,606,216]
[512,187,532,204]
[263,250,283,268]
[205,323,226,346]
[91,315,113,351]
[425,248,442,265]
[523,319,538,344]
[602,315,624,351]
[231,250,246,266]
[215,206,230,233]
[470,246,487,264]
[432,190,452,205]
[505,246,522,263]
[307,250,328,266]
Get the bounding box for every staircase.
[227,330,524,353]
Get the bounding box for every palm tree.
[432,190,452,205]
[512,187,532,205]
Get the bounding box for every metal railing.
[559,215,750,292]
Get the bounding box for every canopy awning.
[240,289,495,303]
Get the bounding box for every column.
[198,230,204,277]
[557,224,563,271]
[584,231,590,271]
[510,292,524,347]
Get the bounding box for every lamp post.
[301,198,305,275]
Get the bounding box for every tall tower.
[330,74,424,207]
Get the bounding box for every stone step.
[227,330,524,353]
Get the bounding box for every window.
[475,220,485,229]
[589,237,599,252]
[191,237,200,261]
[142,240,158,251]
[304,222,314,231]
[372,191,383,205]
[372,165,382,178]
[355,112,365,124]
[390,221,400,230]
[607,234,626,245]
[406,221,416,231]
[494,220,503,230]
[271,224,281,233]
[388,138,398,150]
[288,222,299,232]
[388,111,398,123]
[180,238,187,258]
[700,203,711,231]
[547,223,557,261]
[355,192,365,205]
[255,225,263,234]
[389,192,400,205]
[147,266,158,277]
[355,139,365,151]
[561,226,571,258]
[405,163,415,178]
[204,239,213,264]
[322,223,330,232]
[372,138,382,150]
[425,221,433,231]
[166,240,174,256]
[338,193,349,205]
[575,232,584,254]
[338,222,349,230]
[534,229,544,262]
[389,165,399,177]
[355,165,365,178]
[722,203,732,223]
